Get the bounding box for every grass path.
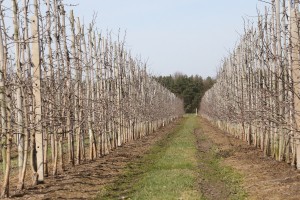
[128,115,200,200]
[98,115,246,200]
[196,122,247,200]
[98,115,201,199]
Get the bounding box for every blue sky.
[65,0,265,78]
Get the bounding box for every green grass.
[197,130,247,200]
[97,115,247,200]
[98,115,202,200]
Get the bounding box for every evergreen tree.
[155,73,215,113]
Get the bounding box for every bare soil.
[6,120,180,200]
[5,116,300,199]
[199,117,300,200]
[195,129,232,200]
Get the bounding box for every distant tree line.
[155,73,215,113]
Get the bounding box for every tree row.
[201,0,300,170]
[0,0,184,197]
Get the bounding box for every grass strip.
[197,127,247,200]
[97,115,201,200]
[98,115,247,200]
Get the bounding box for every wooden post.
[275,0,284,161]
[18,0,31,189]
[291,1,300,169]
[12,0,24,181]
[0,3,9,197]
[31,14,44,182]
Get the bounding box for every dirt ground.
[5,117,300,199]
[195,129,232,200]
[199,117,300,200]
[6,120,180,200]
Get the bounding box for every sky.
[64,0,266,78]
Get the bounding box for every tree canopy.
[155,73,215,113]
